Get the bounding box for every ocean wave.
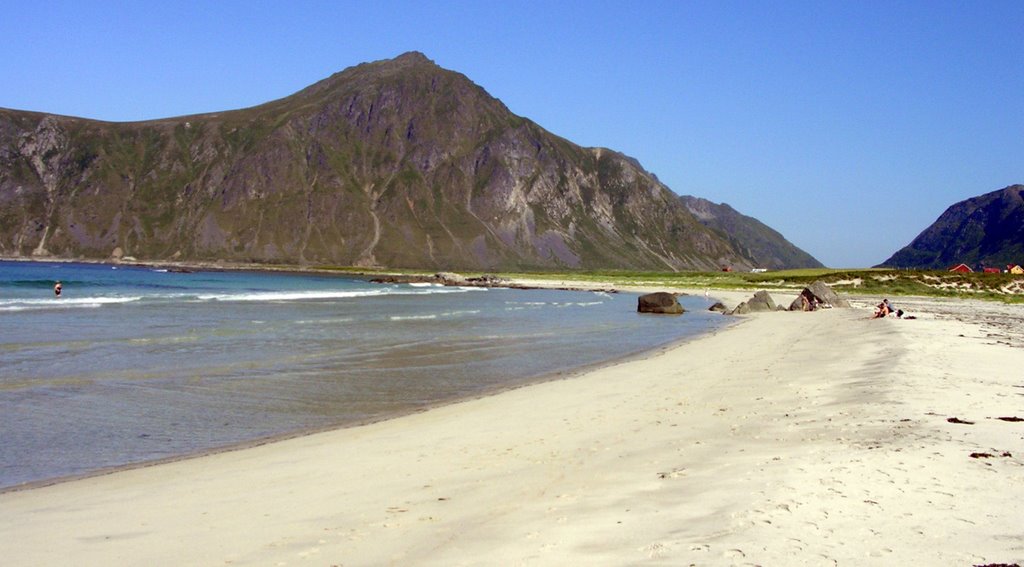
[0,296,142,312]
[192,285,485,303]
[388,308,482,322]
[294,317,356,325]
[1,279,90,289]
[389,314,438,321]
[194,289,393,302]
[0,281,488,311]
[503,299,604,308]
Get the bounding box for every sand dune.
[2,292,1022,565]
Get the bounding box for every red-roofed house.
[949,263,973,273]
[1008,264,1024,274]
[983,267,1002,274]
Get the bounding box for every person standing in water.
[54,281,62,297]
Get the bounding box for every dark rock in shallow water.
[708,301,727,313]
[638,292,684,314]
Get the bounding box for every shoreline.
[0,304,738,496]
[2,275,1021,563]
[0,265,741,494]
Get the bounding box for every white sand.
[2,292,1022,565]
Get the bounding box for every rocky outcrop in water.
[637,292,684,314]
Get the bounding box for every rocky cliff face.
[2,52,795,271]
[679,196,823,269]
[880,185,1024,269]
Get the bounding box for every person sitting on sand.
[54,281,62,297]
[873,298,890,319]
[888,299,904,318]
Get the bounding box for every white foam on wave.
[388,308,482,322]
[389,314,438,321]
[0,296,142,312]
[193,285,486,303]
[295,317,356,325]
[501,299,604,311]
[0,283,489,312]
[195,289,392,302]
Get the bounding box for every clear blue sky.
[3,1,1022,267]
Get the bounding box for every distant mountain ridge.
[1,52,819,271]
[679,196,823,270]
[880,184,1024,269]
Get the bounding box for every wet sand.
[1,290,1022,565]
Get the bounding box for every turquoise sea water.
[0,260,727,490]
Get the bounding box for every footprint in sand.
[722,548,745,559]
[641,542,670,558]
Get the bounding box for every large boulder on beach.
[809,280,850,307]
[730,301,751,315]
[729,290,777,315]
[638,292,684,314]
[747,290,777,312]
[788,280,850,311]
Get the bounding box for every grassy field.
[313,265,1024,303]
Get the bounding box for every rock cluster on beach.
[369,272,616,293]
[726,281,848,315]
[370,272,512,287]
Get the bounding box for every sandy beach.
[2,288,1022,565]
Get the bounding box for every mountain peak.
[0,53,807,271]
[880,184,1024,268]
[679,195,823,269]
[392,51,432,64]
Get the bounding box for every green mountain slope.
[879,185,1024,270]
[1,52,800,271]
[679,196,823,269]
